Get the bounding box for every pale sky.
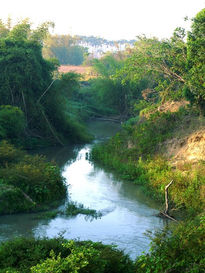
[0,0,204,40]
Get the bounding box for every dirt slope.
[163,130,205,165]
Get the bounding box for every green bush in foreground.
[135,214,205,273]
[0,217,203,273]
[0,237,135,273]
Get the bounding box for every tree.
[0,38,55,124]
[43,34,87,65]
[0,105,25,140]
[186,8,205,111]
[120,34,187,101]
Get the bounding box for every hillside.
[155,101,205,165]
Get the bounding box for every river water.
[0,121,164,259]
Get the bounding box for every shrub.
[135,214,205,273]
[0,238,135,273]
[0,142,66,214]
[0,183,34,214]
[0,154,66,204]
[0,140,24,166]
[0,105,25,141]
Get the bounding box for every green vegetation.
[78,9,205,121]
[31,211,59,220]
[31,202,102,221]
[0,19,92,148]
[0,105,25,142]
[92,109,205,214]
[0,141,66,214]
[90,9,205,273]
[136,214,205,273]
[0,237,135,273]
[43,34,88,65]
[0,8,204,273]
[186,8,205,112]
[64,201,102,218]
[90,9,205,215]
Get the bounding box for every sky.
[0,0,204,40]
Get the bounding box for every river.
[0,121,164,260]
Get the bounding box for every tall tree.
[186,8,205,111]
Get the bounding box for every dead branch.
[37,79,56,104]
[165,180,173,214]
[158,180,177,222]
[159,211,178,222]
[20,190,36,205]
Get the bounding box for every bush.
[135,214,205,273]
[0,140,24,166]
[0,105,25,141]
[0,183,34,214]
[0,154,66,204]
[0,238,135,273]
[0,142,66,214]
[91,109,205,214]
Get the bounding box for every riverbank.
[91,105,205,272]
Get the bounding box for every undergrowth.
[0,141,66,215]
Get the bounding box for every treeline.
[43,34,88,65]
[78,35,136,46]
[80,8,204,118]
[42,34,136,65]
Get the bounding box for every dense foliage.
[0,237,135,273]
[135,214,205,273]
[0,105,25,141]
[0,8,204,273]
[186,8,205,112]
[0,19,91,147]
[0,141,66,214]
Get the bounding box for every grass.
[64,201,102,218]
[30,201,103,221]
[31,211,59,220]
